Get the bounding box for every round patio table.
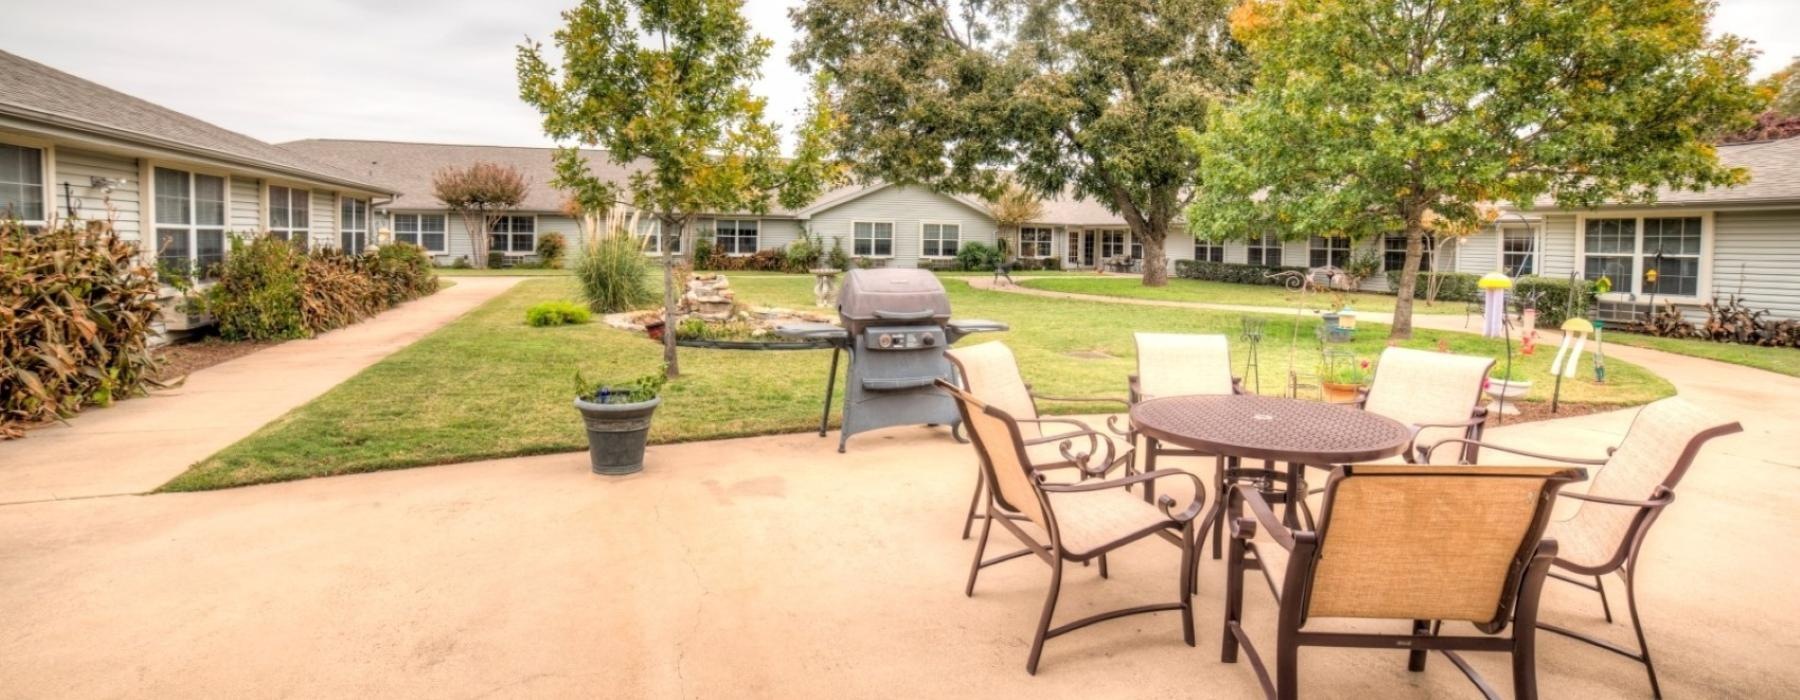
[1130,394,1411,532]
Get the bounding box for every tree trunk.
[462,210,490,269]
[1390,211,1427,340]
[1136,218,1170,287]
[661,214,682,378]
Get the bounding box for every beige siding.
[308,189,335,249]
[1713,209,1800,319]
[1539,213,1579,278]
[229,177,260,232]
[54,147,141,240]
[806,185,997,268]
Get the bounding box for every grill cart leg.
[819,346,840,438]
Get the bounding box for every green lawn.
[1019,275,1467,314]
[163,274,1670,491]
[1601,330,1800,379]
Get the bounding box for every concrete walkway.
[0,276,522,504]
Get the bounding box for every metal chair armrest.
[1040,469,1206,522]
[1230,484,1296,551]
[1031,394,1130,408]
[1016,418,1097,436]
[1424,438,1610,465]
[1561,488,1674,510]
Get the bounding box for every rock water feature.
[683,273,735,321]
[602,273,839,349]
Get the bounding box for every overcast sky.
[2,0,1795,153]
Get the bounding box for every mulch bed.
[152,338,278,382]
[1481,400,1611,429]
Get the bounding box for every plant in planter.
[572,368,667,475]
[1484,364,1533,415]
[1317,352,1372,404]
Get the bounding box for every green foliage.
[827,237,850,271]
[1,220,163,438]
[432,161,529,269]
[574,367,666,404]
[1388,271,1482,304]
[486,251,507,269]
[535,232,568,268]
[450,257,472,269]
[1490,364,1526,382]
[573,228,655,313]
[791,0,1247,285]
[691,236,714,267]
[526,300,592,327]
[208,238,440,341]
[1174,259,1306,286]
[1190,0,1762,336]
[1318,354,1373,386]
[955,241,1003,271]
[784,229,824,271]
[1515,276,1594,326]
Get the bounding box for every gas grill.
[778,268,1006,452]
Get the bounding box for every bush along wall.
[207,237,438,341]
[1173,259,1308,285]
[1,220,164,438]
[1388,271,1482,304]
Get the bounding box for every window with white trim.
[713,218,759,255]
[853,221,893,257]
[154,167,227,277]
[393,213,447,252]
[1194,238,1224,263]
[1501,226,1536,276]
[639,217,681,254]
[339,197,369,252]
[1382,233,1433,272]
[1582,216,1705,298]
[921,222,960,257]
[489,215,536,253]
[268,185,310,250]
[1247,232,1282,267]
[0,143,46,224]
[1020,226,1054,258]
[1309,236,1350,268]
[1100,230,1127,259]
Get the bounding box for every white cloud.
[1,0,1791,153]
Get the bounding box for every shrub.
[486,251,507,269]
[1,220,164,438]
[955,241,1003,271]
[451,256,472,269]
[1514,275,1593,326]
[785,230,823,272]
[208,237,440,341]
[535,233,568,268]
[208,236,308,340]
[367,243,437,305]
[526,300,592,326]
[691,237,715,269]
[574,227,655,312]
[828,237,850,270]
[1387,271,1482,304]
[1173,259,1307,285]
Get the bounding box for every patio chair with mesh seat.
[1222,464,1586,700]
[1427,397,1743,698]
[1355,346,1493,464]
[941,378,1205,675]
[947,341,1132,539]
[1130,332,1260,556]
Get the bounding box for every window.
[921,222,960,257]
[339,198,368,252]
[853,221,893,257]
[713,218,759,255]
[1642,217,1702,297]
[0,143,45,223]
[1247,232,1282,267]
[1309,236,1351,268]
[268,185,310,250]
[1019,226,1054,258]
[1501,226,1536,276]
[489,215,536,253]
[1066,230,1081,264]
[1582,218,1637,291]
[1194,238,1224,263]
[154,167,227,277]
[393,213,447,252]
[1382,234,1432,272]
[640,217,679,254]
[1100,230,1127,259]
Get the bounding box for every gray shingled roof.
[281,139,653,213]
[1648,137,1800,205]
[0,50,391,193]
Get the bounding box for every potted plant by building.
[1318,353,1372,404]
[1483,364,1532,415]
[573,369,666,475]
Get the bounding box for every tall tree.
[432,162,529,269]
[1188,0,1761,339]
[791,0,1248,286]
[518,0,842,377]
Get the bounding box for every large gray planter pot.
[573,396,661,475]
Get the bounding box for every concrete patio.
[3,402,1796,698]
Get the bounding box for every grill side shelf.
[860,376,940,392]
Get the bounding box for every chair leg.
[1514,621,1540,700]
[1222,527,1245,663]
[1026,558,1065,675]
[1407,619,1431,671]
[1211,456,1228,560]
[1276,627,1300,700]
[1596,574,1614,624]
[1098,553,1109,579]
[1623,564,1663,699]
[1179,521,1197,646]
[965,507,993,597]
[960,468,985,540]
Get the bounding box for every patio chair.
[1427,397,1743,698]
[1223,464,1587,700]
[1356,346,1493,464]
[941,378,1204,675]
[1130,333,1252,553]
[947,341,1131,539]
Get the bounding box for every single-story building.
[0,50,397,291]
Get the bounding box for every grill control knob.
[878,333,894,348]
[921,334,936,346]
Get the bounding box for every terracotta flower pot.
[1321,381,1364,404]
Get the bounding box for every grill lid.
[838,268,951,322]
